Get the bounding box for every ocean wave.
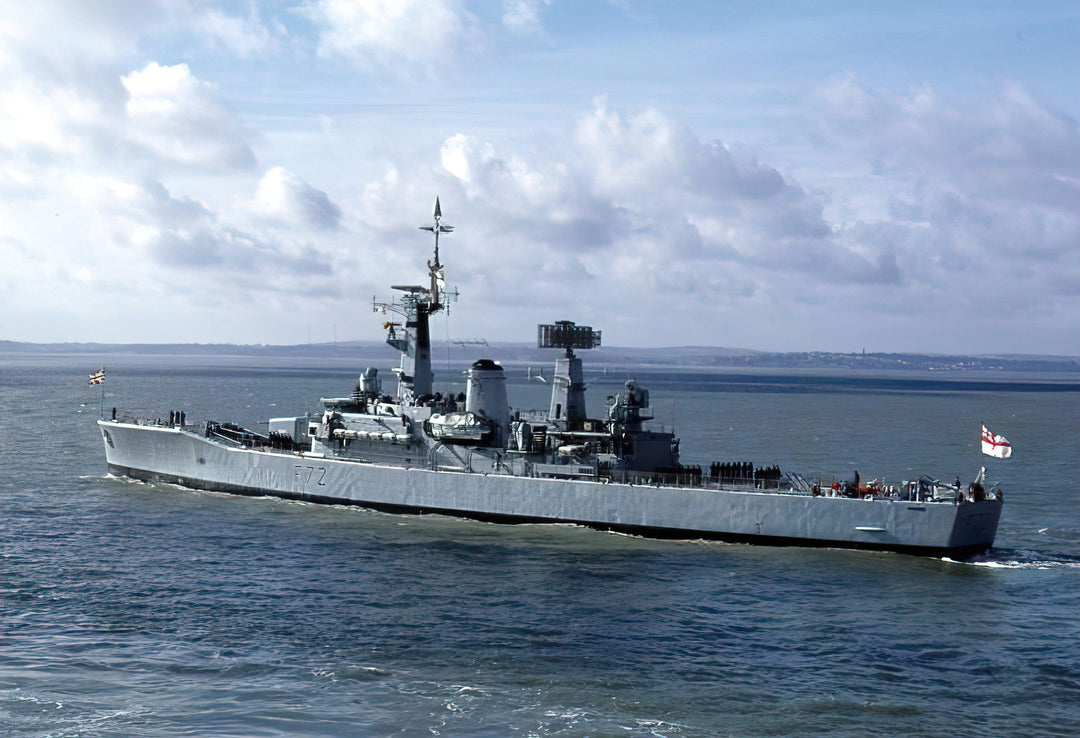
[0,689,149,737]
[311,665,392,682]
[627,717,693,736]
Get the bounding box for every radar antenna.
[452,338,489,348]
[537,321,601,430]
[537,320,602,358]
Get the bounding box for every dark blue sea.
[3,355,1079,737]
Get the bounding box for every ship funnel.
[465,359,509,447]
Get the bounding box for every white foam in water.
[451,685,488,695]
[630,717,691,736]
[943,549,1080,570]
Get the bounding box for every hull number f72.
[293,465,328,492]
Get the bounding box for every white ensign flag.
[981,424,1012,458]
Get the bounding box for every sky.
[1,1,1077,354]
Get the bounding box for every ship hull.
[99,420,1002,558]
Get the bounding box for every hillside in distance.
[3,340,1077,375]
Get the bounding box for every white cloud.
[574,99,787,204]
[0,55,254,177]
[255,167,342,230]
[502,0,550,36]
[60,173,336,291]
[65,174,210,226]
[302,0,481,76]
[439,130,627,258]
[0,1,171,65]
[390,91,1077,349]
[195,5,283,58]
[416,103,850,336]
[0,4,1074,353]
[0,5,288,341]
[440,133,572,210]
[122,63,256,171]
[808,76,1079,279]
[0,53,125,172]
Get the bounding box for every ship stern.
[947,499,1004,557]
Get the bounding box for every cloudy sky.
[1,1,1077,354]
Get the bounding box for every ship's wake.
[944,547,1080,570]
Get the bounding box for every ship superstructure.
[98,200,1004,557]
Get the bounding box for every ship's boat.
[428,412,492,444]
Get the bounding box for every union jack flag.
[88,367,105,386]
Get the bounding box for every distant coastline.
[3,339,1077,375]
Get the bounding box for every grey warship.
[98,199,1003,557]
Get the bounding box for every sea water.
[2,356,1078,737]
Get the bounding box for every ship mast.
[373,197,455,402]
[420,196,453,310]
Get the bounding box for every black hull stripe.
[107,464,992,559]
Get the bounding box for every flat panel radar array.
[537,321,601,353]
